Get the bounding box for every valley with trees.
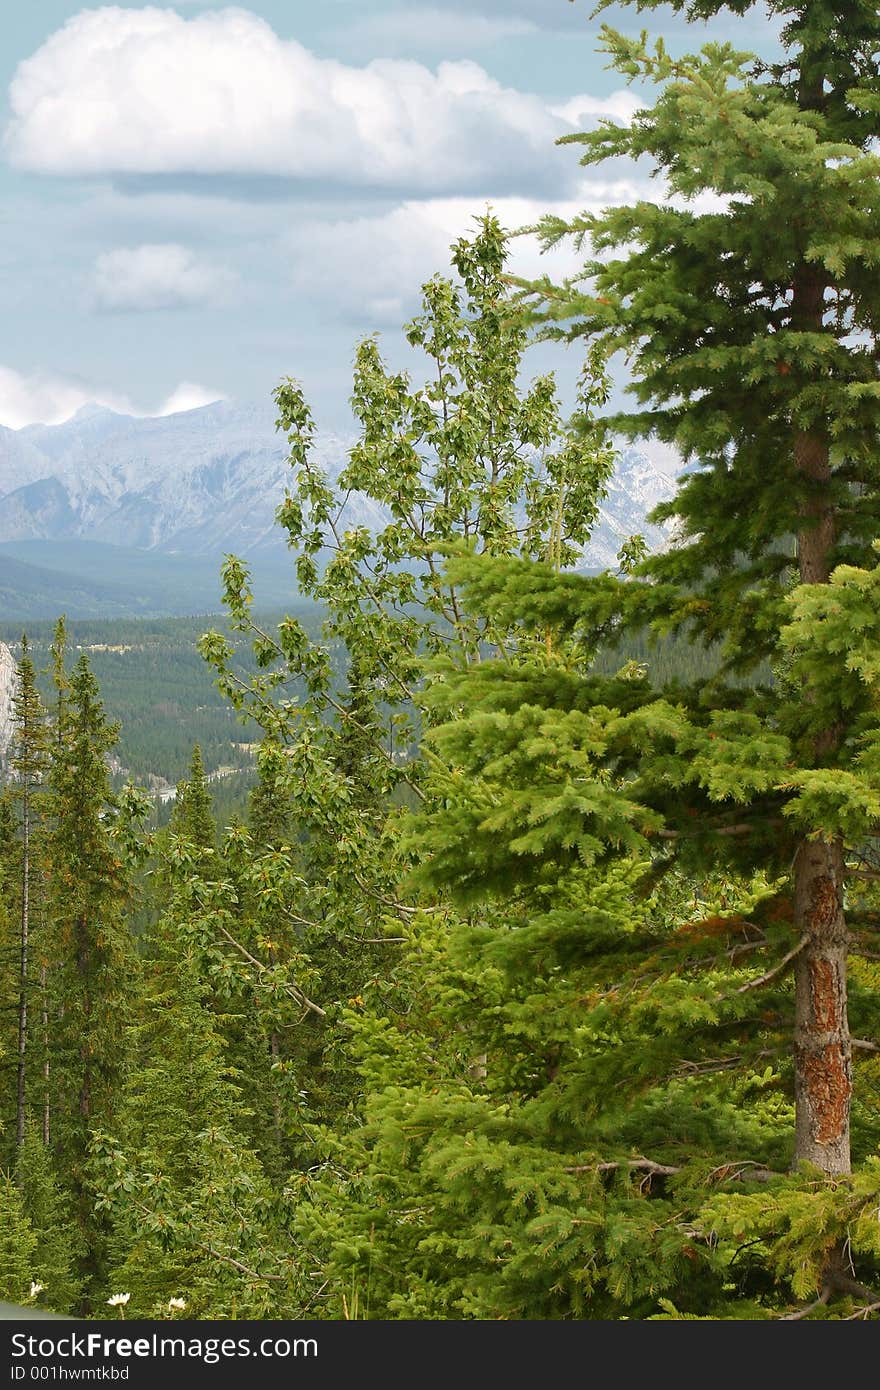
[2,0,880,1323]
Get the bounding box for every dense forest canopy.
[2,0,880,1322]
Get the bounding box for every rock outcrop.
[0,400,679,569]
[0,641,19,773]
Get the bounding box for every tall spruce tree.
[10,637,49,1149]
[169,745,216,851]
[91,920,297,1319]
[392,0,880,1316]
[44,652,137,1299]
[0,1173,38,1306]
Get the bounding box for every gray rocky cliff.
[0,641,18,772]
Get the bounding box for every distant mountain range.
[0,399,680,618]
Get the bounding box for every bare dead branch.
[565,1156,778,1184]
[564,1158,680,1178]
[654,820,785,842]
[779,1285,832,1320]
[195,1241,285,1283]
[211,917,326,1018]
[843,1300,880,1320]
[736,934,810,994]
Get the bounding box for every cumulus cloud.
[0,365,225,429]
[4,7,632,195]
[0,366,134,430]
[155,382,226,415]
[283,183,648,324]
[92,243,234,312]
[551,92,644,126]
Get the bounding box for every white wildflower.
[30,1282,45,1298]
[167,1297,186,1312]
[107,1293,130,1307]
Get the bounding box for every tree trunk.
[40,962,50,1146]
[75,913,91,1121]
[15,777,30,1148]
[792,839,851,1174]
[270,1030,283,1151]
[35,862,50,1145]
[791,261,851,1175]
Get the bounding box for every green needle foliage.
[42,647,148,1302]
[197,216,618,1149]
[356,0,880,1319]
[168,744,216,851]
[91,933,298,1319]
[3,5,880,1318]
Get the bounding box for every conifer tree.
[390,0,880,1316]
[198,218,616,1150]
[15,1126,82,1314]
[169,744,216,851]
[0,1172,38,1306]
[10,636,49,1148]
[247,744,294,852]
[43,653,137,1295]
[0,793,22,1157]
[91,915,300,1318]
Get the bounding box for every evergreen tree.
[247,744,293,851]
[15,1126,82,1314]
[44,653,136,1298]
[0,1172,38,1306]
[169,744,216,851]
[385,0,880,1316]
[10,636,49,1148]
[91,916,300,1319]
[198,217,616,1154]
[0,793,21,1159]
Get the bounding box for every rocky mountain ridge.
[0,399,680,572]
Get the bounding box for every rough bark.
[270,1029,283,1151]
[15,779,30,1148]
[40,962,50,1146]
[790,257,851,1175]
[75,913,91,1121]
[792,840,851,1173]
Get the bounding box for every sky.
[0,1,782,431]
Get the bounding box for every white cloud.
[335,8,538,53]
[552,92,645,126]
[155,382,226,415]
[284,181,650,323]
[0,365,225,429]
[92,243,234,312]
[0,366,134,430]
[4,7,631,194]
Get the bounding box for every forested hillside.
[0,614,322,788]
[1,0,880,1325]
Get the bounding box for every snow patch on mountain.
[0,400,682,567]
